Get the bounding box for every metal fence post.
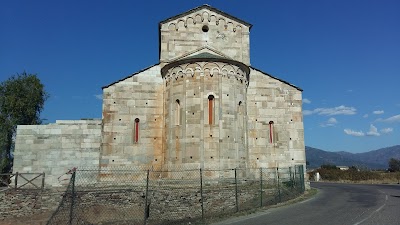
[143,169,150,225]
[300,165,303,192]
[41,172,45,190]
[14,172,18,190]
[69,171,76,225]
[301,165,305,193]
[260,168,263,207]
[276,168,281,203]
[200,168,204,220]
[235,168,239,212]
[293,166,297,190]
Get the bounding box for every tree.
[0,72,49,173]
[388,158,400,172]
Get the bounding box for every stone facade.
[159,6,251,65]
[14,120,101,186]
[100,65,164,169]
[13,5,306,186]
[162,59,249,169]
[246,68,304,169]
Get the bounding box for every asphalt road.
[213,182,400,225]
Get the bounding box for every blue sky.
[1,0,399,153]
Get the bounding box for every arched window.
[238,101,243,114]
[134,118,140,143]
[269,121,274,143]
[175,99,180,125]
[208,95,215,125]
[238,101,243,125]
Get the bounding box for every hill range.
[306,145,400,170]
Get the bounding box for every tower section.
[159,5,252,66]
[161,56,250,169]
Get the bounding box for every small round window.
[202,25,209,32]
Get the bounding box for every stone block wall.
[0,189,62,220]
[160,7,251,65]
[162,60,248,170]
[100,65,164,169]
[48,183,281,224]
[246,68,306,169]
[13,120,102,186]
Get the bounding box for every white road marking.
[353,194,388,225]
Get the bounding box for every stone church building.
[14,5,306,186]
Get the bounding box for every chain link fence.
[47,165,305,225]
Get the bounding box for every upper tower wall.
[159,5,251,65]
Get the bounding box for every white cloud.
[321,117,338,127]
[381,114,400,123]
[363,114,369,118]
[381,128,394,134]
[373,110,384,115]
[303,110,313,116]
[366,124,380,136]
[386,115,400,122]
[344,129,365,137]
[305,105,356,116]
[303,98,311,104]
[94,94,103,100]
[345,125,393,137]
[327,117,338,124]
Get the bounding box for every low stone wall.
[48,182,290,225]
[0,189,63,220]
[0,182,301,224]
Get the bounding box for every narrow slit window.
[269,121,274,143]
[175,99,180,125]
[208,95,215,125]
[134,118,140,143]
[238,101,243,125]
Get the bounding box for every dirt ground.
[0,211,53,225]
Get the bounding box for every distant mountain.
[306,145,400,169]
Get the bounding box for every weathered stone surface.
[0,189,63,220]
[13,5,306,187]
[14,120,101,186]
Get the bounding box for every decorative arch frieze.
[163,61,248,85]
[165,10,243,32]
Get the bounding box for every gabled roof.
[159,4,252,28]
[171,46,232,62]
[185,52,226,60]
[250,66,303,92]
